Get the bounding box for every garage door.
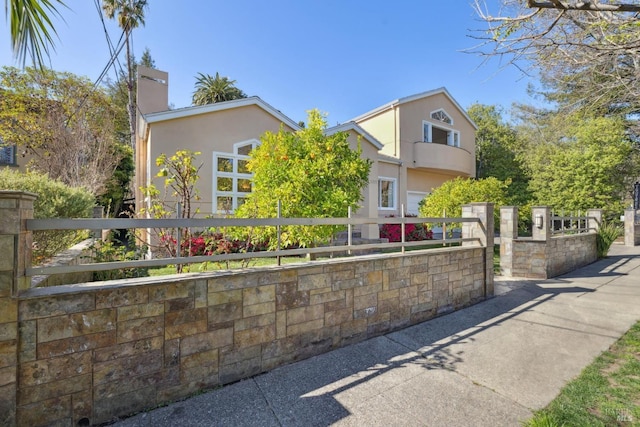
[406,191,428,215]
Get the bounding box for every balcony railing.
[412,142,474,175]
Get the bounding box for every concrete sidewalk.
[111,244,640,427]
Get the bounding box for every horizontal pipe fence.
[26,213,481,278]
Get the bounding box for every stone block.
[37,309,116,343]
[181,348,219,370]
[93,349,163,386]
[96,287,148,309]
[220,344,261,366]
[332,277,365,291]
[18,373,91,406]
[194,279,208,308]
[0,236,14,272]
[94,336,163,363]
[353,283,382,297]
[19,294,95,321]
[165,297,194,312]
[258,269,297,285]
[276,283,310,310]
[276,311,287,339]
[243,285,275,306]
[165,308,207,340]
[0,383,15,426]
[149,282,194,302]
[309,289,343,305]
[117,302,164,321]
[354,293,377,311]
[208,301,242,327]
[286,305,324,325]
[340,318,367,338]
[19,351,91,387]
[207,289,242,306]
[219,357,261,384]
[234,325,275,347]
[286,318,324,336]
[324,298,347,312]
[0,365,15,388]
[37,330,116,359]
[0,339,16,368]
[0,298,18,324]
[243,301,275,318]
[16,395,71,427]
[298,273,330,291]
[71,391,92,426]
[235,313,275,332]
[93,386,156,426]
[324,308,352,326]
[116,315,163,343]
[180,328,233,357]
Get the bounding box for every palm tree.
[192,72,247,106]
[5,0,65,68]
[102,0,148,151]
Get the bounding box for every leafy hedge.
[0,169,94,262]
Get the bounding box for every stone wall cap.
[0,190,38,199]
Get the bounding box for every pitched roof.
[143,96,302,130]
[350,87,478,130]
[324,121,384,150]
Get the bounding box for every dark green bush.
[0,169,94,262]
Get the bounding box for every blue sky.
[0,1,537,124]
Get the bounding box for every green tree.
[192,72,247,106]
[5,0,65,68]
[0,66,123,195]
[102,0,148,151]
[524,115,636,215]
[140,150,202,271]
[468,103,530,207]
[235,109,372,249]
[419,177,509,228]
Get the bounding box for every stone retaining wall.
[500,206,601,279]
[15,247,487,426]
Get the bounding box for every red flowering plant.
[380,214,433,242]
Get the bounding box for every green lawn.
[525,321,640,426]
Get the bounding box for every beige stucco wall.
[356,108,399,158]
[398,93,476,178]
[141,105,297,216]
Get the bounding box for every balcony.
[412,142,474,176]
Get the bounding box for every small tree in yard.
[140,150,202,271]
[235,109,372,249]
[419,177,509,230]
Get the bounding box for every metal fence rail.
[550,211,592,236]
[26,215,481,277]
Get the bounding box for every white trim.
[422,120,461,147]
[406,191,428,215]
[233,139,260,155]
[325,122,384,150]
[351,87,478,130]
[430,108,453,125]
[144,96,302,131]
[378,176,397,210]
[212,150,253,214]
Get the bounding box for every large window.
[378,177,396,210]
[212,139,259,213]
[422,121,460,148]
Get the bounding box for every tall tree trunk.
[125,30,136,154]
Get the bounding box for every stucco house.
[135,66,476,240]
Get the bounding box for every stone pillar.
[586,209,602,233]
[0,191,36,427]
[499,207,518,277]
[624,208,637,247]
[531,206,551,242]
[462,202,494,296]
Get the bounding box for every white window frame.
[212,139,260,214]
[378,177,397,210]
[422,120,460,147]
[430,108,453,125]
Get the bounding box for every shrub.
[380,215,434,242]
[90,233,149,281]
[596,221,621,258]
[0,169,94,262]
